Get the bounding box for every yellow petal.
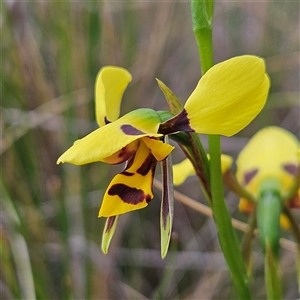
[280,214,290,230]
[99,140,157,217]
[95,66,132,126]
[221,154,233,174]
[173,154,232,186]
[173,158,195,186]
[236,126,299,198]
[102,140,139,164]
[57,108,162,165]
[184,55,270,136]
[238,198,255,213]
[142,137,174,161]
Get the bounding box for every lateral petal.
[57,108,162,165]
[142,137,174,161]
[95,66,132,126]
[173,158,195,186]
[173,154,233,186]
[184,55,270,136]
[99,140,157,217]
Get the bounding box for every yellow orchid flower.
[58,55,269,218]
[236,126,299,229]
[236,126,299,201]
[173,154,233,186]
[159,55,270,137]
[57,66,174,217]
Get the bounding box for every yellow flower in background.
[159,55,270,137]
[173,154,233,186]
[236,126,299,200]
[57,67,174,217]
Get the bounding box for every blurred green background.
[2,1,299,299]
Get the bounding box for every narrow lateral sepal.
[101,215,120,254]
[160,137,174,258]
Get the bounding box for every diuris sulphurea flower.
[57,67,174,217]
[236,126,299,202]
[58,56,269,217]
[236,126,299,256]
[57,55,269,257]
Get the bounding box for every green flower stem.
[191,1,251,298]
[209,135,252,299]
[191,0,214,75]
[265,242,282,300]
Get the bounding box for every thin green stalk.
[191,1,251,298]
[209,136,252,299]
[191,0,214,75]
[265,242,282,300]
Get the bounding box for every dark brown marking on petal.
[283,163,298,176]
[146,195,152,203]
[158,109,194,134]
[108,183,151,205]
[125,155,135,170]
[117,145,135,162]
[104,116,111,125]
[121,124,145,135]
[243,169,258,185]
[122,171,134,176]
[105,216,117,233]
[137,153,157,176]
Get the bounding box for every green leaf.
[101,216,120,254]
[160,137,174,258]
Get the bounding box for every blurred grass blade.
[297,247,300,293]
[2,182,36,300]
[160,137,174,258]
[101,215,120,254]
[265,241,282,299]
[241,211,257,277]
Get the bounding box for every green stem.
[191,0,214,74]
[191,1,251,298]
[265,242,282,300]
[209,136,252,299]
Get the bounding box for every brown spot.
[104,116,111,125]
[122,171,134,176]
[283,164,298,176]
[117,146,136,161]
[243,169,258,185]
[158,109,194,134]
[121,124,145,135]
[108,183,151,205]
[137,153,157,176]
